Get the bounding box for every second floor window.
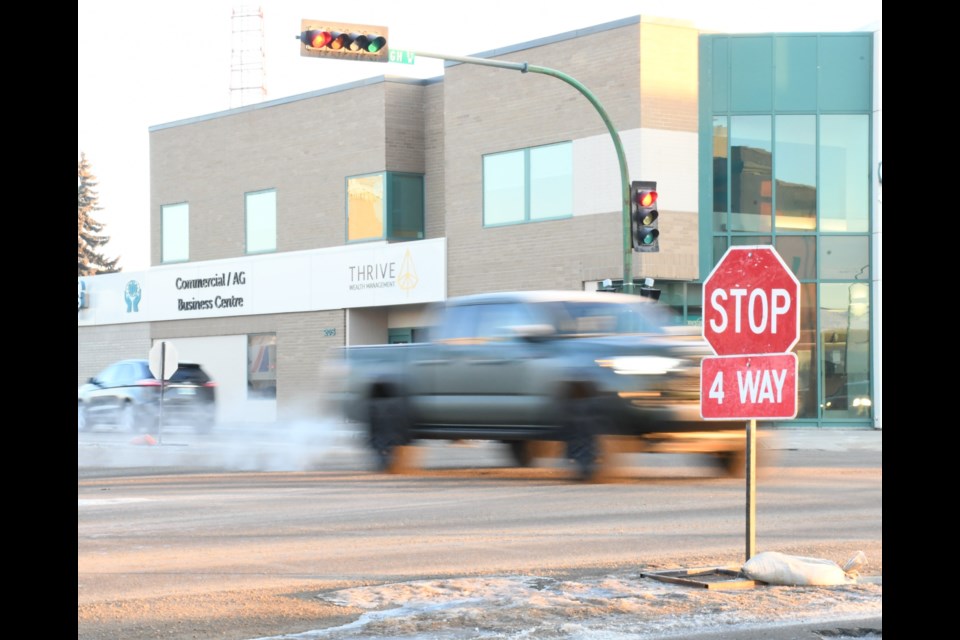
[161,203,189,263]
[483,142,572,226]
[246,189,277,254]
[347,172,424,242]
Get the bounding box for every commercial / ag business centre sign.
[77,238,446,326]
[700,246,800,421]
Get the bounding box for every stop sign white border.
[701,245,800,357]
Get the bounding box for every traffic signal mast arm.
[411,51,641,290]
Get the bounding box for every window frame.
[482,141,573,227]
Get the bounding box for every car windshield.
[167,365,211,385]
[550,300,679,336]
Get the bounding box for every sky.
[78,0,881,272]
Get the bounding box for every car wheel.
[563,397,602,482]
[119,403,139,433]
[715,448,747,478]
[508,441,535,467]
[368,396,410,473]
[78,404,89,432]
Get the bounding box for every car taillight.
[203,381,217,388]
[136,379,163,387]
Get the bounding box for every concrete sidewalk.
[768,428,881,452]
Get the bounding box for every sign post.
[148,341,179,446]
[701,246,800,561]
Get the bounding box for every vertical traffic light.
[630,180,659,252]
[298,20,389,62]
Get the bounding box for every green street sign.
[388,49,415,65]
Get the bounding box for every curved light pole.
[414,52,636,292]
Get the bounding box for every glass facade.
[701,33,874,426]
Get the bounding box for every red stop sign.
[702,246,800,356]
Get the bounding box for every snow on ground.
[253,572,882,639]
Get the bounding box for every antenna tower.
[230,6,267,108]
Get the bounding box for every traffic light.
[298,20,389,62]
[630,180,659,252]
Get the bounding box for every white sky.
[78,0,881,271]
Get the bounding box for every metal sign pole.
[746,418,756,561]
[158,342,166,446]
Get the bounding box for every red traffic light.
[298,20,389,62]
[637,189,657,208]
[301,29,333,49]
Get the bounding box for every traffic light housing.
[630,180,659,252]
[298,20,389,62]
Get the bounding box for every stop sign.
[702,246,800,356]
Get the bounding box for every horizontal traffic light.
[298,20,389,62]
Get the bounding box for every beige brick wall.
[423,81,446,240]
[440,19,700,295]
[640,18,700,132]
[78,322,152,386]
[151,81,428,264]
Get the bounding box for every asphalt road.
[78,425,882,640]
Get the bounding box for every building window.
[247,333,276,399]
[347,172,424,242]
[820,115,869,232]
[246,189,276,254]
[347,174,384,242]
[161,203,189,263]
[729,115,772,233]
[483,142,572,226]
[820,282,870,419]
[774,115,816,231]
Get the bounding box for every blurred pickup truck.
[338,290,754,481]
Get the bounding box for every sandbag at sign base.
[742,551,865,586]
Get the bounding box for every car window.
[549,301,676,336]
[435,305,479,341]
[96,363,122,386]
[473,303,536,340]
[119,362,144,386]
[169,365,211,385]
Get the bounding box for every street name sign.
[388,49,415,64]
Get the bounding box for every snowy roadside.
[253,569,881,640]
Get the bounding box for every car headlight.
[595,356,684,375]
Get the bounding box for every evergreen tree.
[78,152,120,275]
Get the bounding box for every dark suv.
[78,359,217,433]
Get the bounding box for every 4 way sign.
[700,246,800,420]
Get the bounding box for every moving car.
[78,359,217,434]
[338,290,749,481]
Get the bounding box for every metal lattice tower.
[230,6,267,109]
